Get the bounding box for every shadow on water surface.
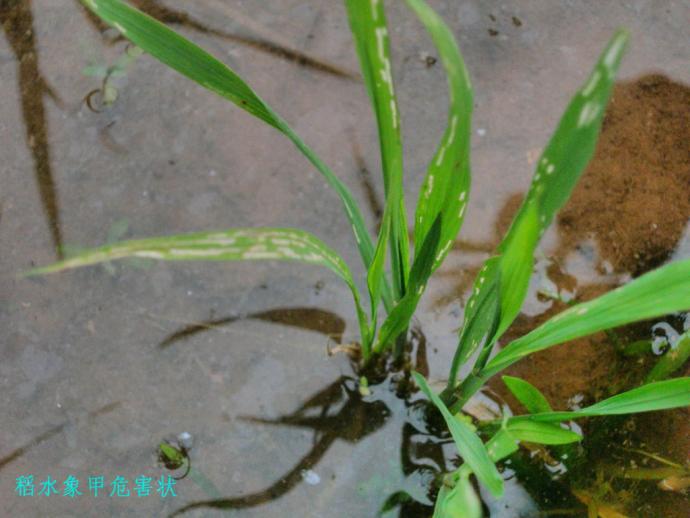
[169,370,586,517]
[158,307,347,349]
[172,376,392,514]
[171,376,461,517]
[158,308,584,517]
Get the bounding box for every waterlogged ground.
[1,1,689,516]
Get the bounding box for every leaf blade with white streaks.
[449,30,629,387]
[28,228,371,350]
[345,0,409,300]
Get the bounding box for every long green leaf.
[505,420,582,445]
[433,471,482,518]
[28,228,371,352]
[502,375,552,414]
[81,0,390,309]
[508,377,690,424]
[406,0,472,274]
[345,0,409,301]
[413,372,503,498]
[485,259,690,375]
[437,428,518,517]
[448,30,629,386]
[365,182,396,349]
[374,217,440,353]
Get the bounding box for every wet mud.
[556,75,690,276]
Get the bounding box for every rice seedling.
[30,0,690,515]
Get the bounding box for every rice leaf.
[508,377,690,424]
[484,428,520,462]
[345,0,409,300]
[365,183,395,347]
[494,29,629,338]
[406,0,472,274]
[413,371,504,498]
[374,217,441,353]
[449,30,629,385]
[446,258,502,384]
[484,259,690,375]
[80,0,390,308]
[435,428,518,518]
[505,420,582,445]
[433,471,482,518]
[502,375,552,414]
[27,228,372,353]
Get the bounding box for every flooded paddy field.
[1,1,688,516]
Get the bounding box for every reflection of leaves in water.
[161,315,441,516]
[171,376,391,514]
[170,373,460,517]
[158,307,347,349]
[83,45,144,112]
[76,0,357,80]
[0,0,63,258]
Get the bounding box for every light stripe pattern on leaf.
[485,259,690,375]
[28,228,372,353]
[448,29,629,388]
[345,0,409,301]
[406,0,473,274]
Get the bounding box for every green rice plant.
[30,0,690,515]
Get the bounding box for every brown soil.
[556,74,690,276]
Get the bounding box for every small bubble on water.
[301,469,320,485]
[177,432,193,450]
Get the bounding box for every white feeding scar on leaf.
[577,100,601,128]
[435,241,452,262]
[134,251,165,260]
[390,99,398,129]
[424,175,434,199]
[370,0,380,19]
[375,27,395,97]
[168,248,232,257]
[603,36,626,72]
[277,247,300,259]
[581,70,601,97]
[435,115,459,166]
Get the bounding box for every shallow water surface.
[1,1,689,516]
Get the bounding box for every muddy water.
[1,1,689,517]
